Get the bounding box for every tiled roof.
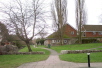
[82,25,102,31]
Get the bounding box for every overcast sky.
[86,0,102,24]
[68,0,102,28]
[45,0,102,28]
[0,0,102,35]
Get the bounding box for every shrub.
[82,39,99,44]
[12,41,25,48]
[36,39,45,45]
[75,39,100,44]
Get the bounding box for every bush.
[75,39,100,44]
[12,41,25,48]
[82,39,99,44]
[36,39,45,45]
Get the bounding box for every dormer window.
[71,31,74,35]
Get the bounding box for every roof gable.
[47,24,77,39]
[66,23,77,31]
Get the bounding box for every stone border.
[61,50,102,54]
[0,51,45,55]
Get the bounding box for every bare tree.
[0,0,46,52]
[75,0,87,44]
[51,0,67,45]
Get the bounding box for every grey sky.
[86,0,102,25]
[45,0,102,28]
[68,0,102,28]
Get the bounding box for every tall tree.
[75,0,87,44]
[0,0,46,52]
[51,0,67,45]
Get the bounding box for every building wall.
[86,32,102,37]
[51,39,70,46]
[44,38,78,46]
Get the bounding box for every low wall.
[61,50,102,54]
[0,51,45,55]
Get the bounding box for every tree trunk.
[25,41,32,52]
[79,0,82,44]
[60,31,63,45]
[59,0,64,46]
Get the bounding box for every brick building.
[82,25,102,37]
[44,24,102,46]
[44,24,77,46]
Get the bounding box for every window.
[99,32,102,35]
[52,40,56,43]
[77,33,79,35]
[63,40,67,43]
[57,40,60,43]
[83,32,86,37]
[93,32,96,35]
[71,31,74,35]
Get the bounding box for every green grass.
[37,45,46,48]
[50,43,102,63]
[0,46,50,68]
[19,46,48,52]
[51,43,102,53]
[59,52,102,63]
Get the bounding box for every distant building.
[82,25,102,42]
[45,24,102,46]
[82,25,102,37]
[44,24,77,46]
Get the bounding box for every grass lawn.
[36,45,46,48]
[0,46,50,68]
[59,52,102,63]
[50,43,102,63]
[51,43,102,53]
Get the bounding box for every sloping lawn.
[51,43,102,63]
[51,43,102,53]
[0,46,50,68]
